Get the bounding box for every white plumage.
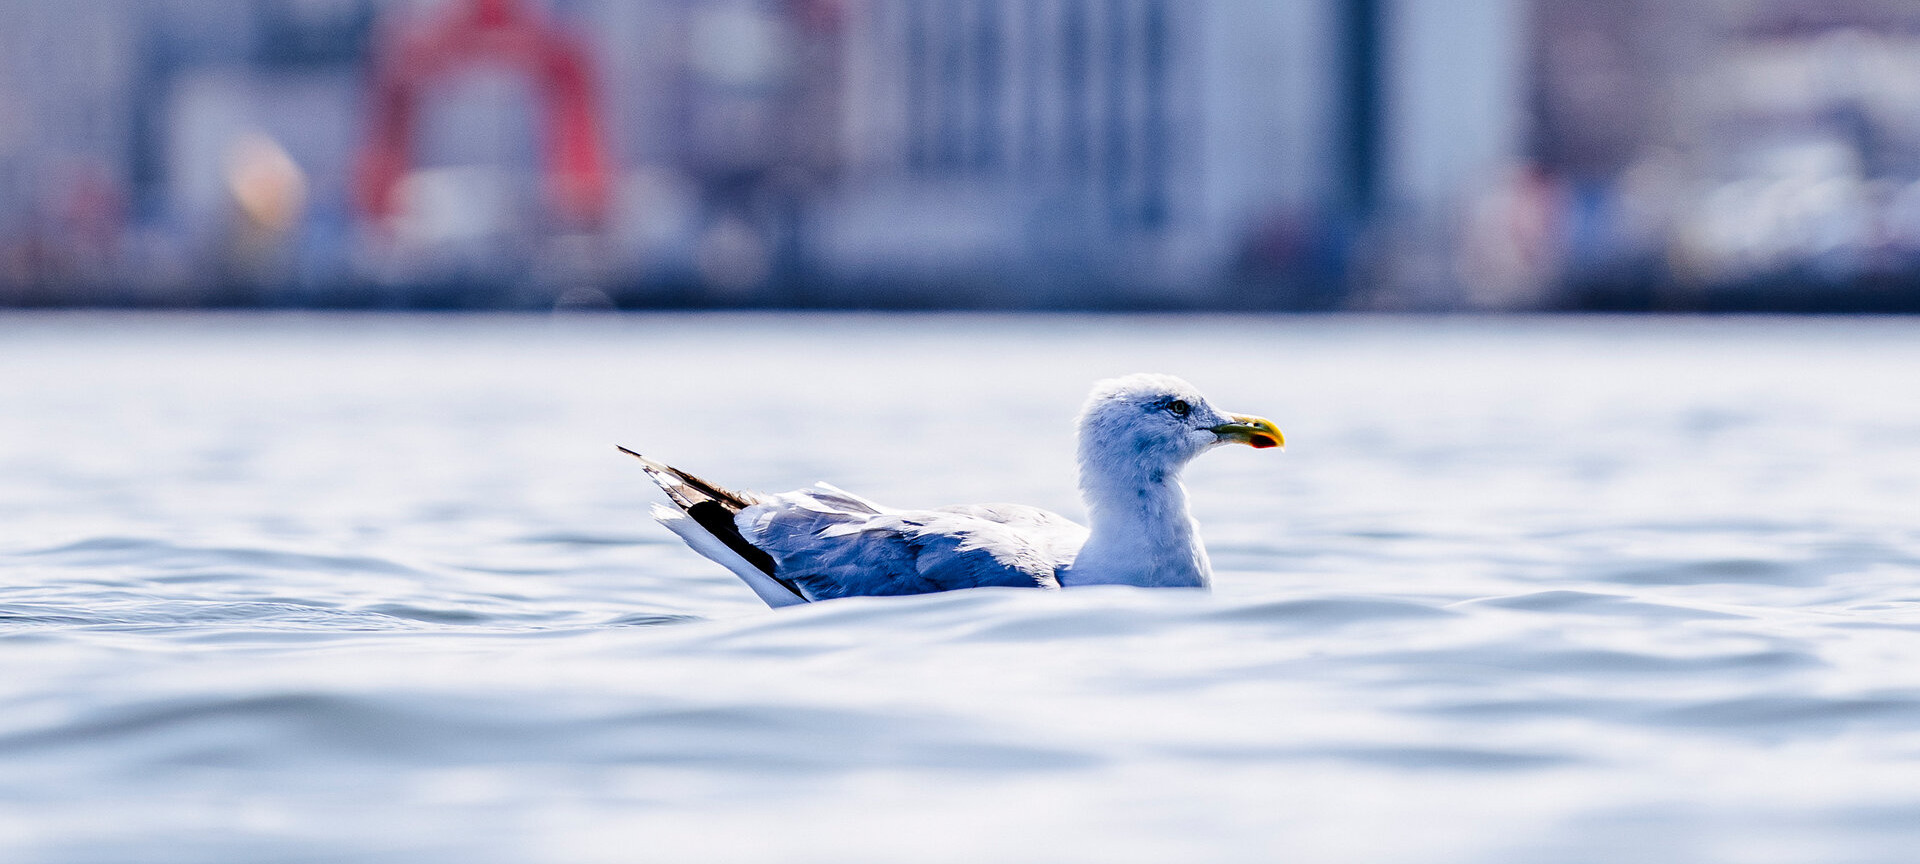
[626,373,1283,606]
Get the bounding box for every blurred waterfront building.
[3,0,1919,310]
[1529,0,1920,310]
[0,0,1525,309]
[830,2,1355,306]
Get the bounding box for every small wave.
[1400,645,1823,686]
[0,692,513,766]
[1424,693,1920,740]
[0,600,382,632]
[960,609,1170,641]
[362,603,494,624]
[1316,744,1577,771]
[0,611,96,626]
[1466,590,1748,620]
[599,612,701,627]
[1422,697,1633,721]
[515,532,667,547]
[1165,742,1578,771]
[593,704,1101,773]
[1208,596,1458,626]
[1651,695,1920,736]
[15,536,424,577]
[1602,557,1815,586]
[0,691,1100,776]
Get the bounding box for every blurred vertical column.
[0,0,138,305]
[1525,0,1691,310]
[1367,0,1529,309]
[660,0,844,305]
[1202,0,1347,310]
[1337,0,1381,221]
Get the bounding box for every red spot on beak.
[1249,435,1278,449]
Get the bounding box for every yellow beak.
[1209,414,1285,450]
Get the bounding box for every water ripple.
[16,537,424,577]
[7,315,1920,862]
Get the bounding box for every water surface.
[4,313,1920,863]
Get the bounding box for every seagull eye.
[1166,399,1190,417]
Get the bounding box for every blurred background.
[4,0,1920,311]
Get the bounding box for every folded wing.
[739,485,1088,600]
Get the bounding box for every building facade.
[0,0,1543,309]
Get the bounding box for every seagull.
[623,373,1283,607]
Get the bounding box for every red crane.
[355,0,609,230]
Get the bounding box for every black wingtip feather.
[616,446,760,510]
[687,500,780,578]
[618,447,797,593]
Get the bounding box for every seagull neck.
[1066,463,1211,589]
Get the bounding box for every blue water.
[4,312,1920,863]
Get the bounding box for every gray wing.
[736,484,1088,601]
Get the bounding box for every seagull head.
[1075,374,1284,483]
